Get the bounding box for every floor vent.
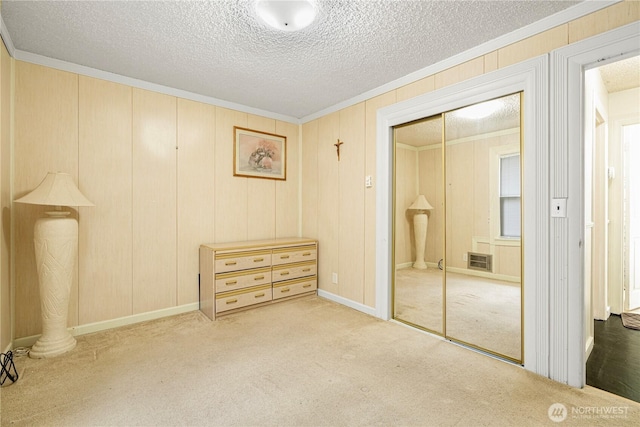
[467,252,492,272]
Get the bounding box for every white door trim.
[550,21,640,388]
[375,55,549,377]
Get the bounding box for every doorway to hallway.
[585,55,640,402]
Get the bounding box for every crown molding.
[0,15,16,56]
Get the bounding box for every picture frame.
[233,126,287,180]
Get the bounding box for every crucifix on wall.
[334,139,344,161]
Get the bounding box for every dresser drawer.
[272,261,317,283]
[216,284,272,313]
[215,249,271,273]
[215,267,271,293]
[272,277,317,300]
[272,245,317,265]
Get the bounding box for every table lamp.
[15,172,94,358]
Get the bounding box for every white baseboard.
[13,303,200,349]
[585,335,594,360]
[317,290,376,317]
[446,266,520,283]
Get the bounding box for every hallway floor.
[587,314,640,403]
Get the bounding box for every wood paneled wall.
[1,40,11,351]
[301,0,638,309]
[13,63,300,338]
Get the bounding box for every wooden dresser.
[199,238,318,319]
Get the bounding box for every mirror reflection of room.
[394,115,444,334]
[393,93,522,363]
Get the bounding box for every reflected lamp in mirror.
[15,172,94,358]
[407,195,434,269]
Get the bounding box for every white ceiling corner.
[0,1,619,123]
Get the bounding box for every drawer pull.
[280,272,290,276]
[254,275,265,281]
[225,261,237,266]
[280,255,290,259]
[226,299,238,305]
[253,258,264,262]
[303,284,312,288]
[255,293,265,298]
[225,280,238,286]
[302,268,311,272]
[280,288,290,293]
[303,252,311,256]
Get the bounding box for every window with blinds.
[500,154,521,238]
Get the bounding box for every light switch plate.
[551,198,567,218]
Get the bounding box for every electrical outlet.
[332,272,338,284]
[463,253,468,262]
[365,175,373,188]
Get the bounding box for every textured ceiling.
[2,0,584,120]
[598,55,640,93]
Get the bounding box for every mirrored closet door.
[394,115,444,334]
[393,93,523,363]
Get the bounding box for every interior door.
[444,93,523,362]
[393,115,444,334]
[392,93,523,363]
[625,123,640,311]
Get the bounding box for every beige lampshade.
[408,195,433,211]
[15,172,94,207]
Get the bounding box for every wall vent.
[467,252,492,272]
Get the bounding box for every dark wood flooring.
[586,314,640,403]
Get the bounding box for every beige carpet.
[1,296,639,426]
[395,267,521,360]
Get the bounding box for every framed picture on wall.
[233,127,287,180]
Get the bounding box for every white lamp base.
[412,212,428,269]
[30,215,78,358]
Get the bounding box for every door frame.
[551,21,640,387]
[375,55,549,377]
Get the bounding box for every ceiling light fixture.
[456,99,504,120]
[255,0,317,32]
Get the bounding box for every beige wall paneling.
[364,92,396,307]
[317,112,340,295]
[435,57,484,90]
[132,88,177,314]
[78,76,133,323]
[275,120,299,238]
[14,62,79,338]
[177,98,216,306]
[301,120,319,239]
[214,107,248,243]
[1,42,11,350]
[498,25,568,69]
[397,77,434,103]
[394,146,416,266]
[418,147,443,265]
[495,245,521,277]
[484,51,499,74]
[568,0,640,44]
[445,143,474,270]
[472,139,490,241]
[246,115,277,241]
[338,103,366,303]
